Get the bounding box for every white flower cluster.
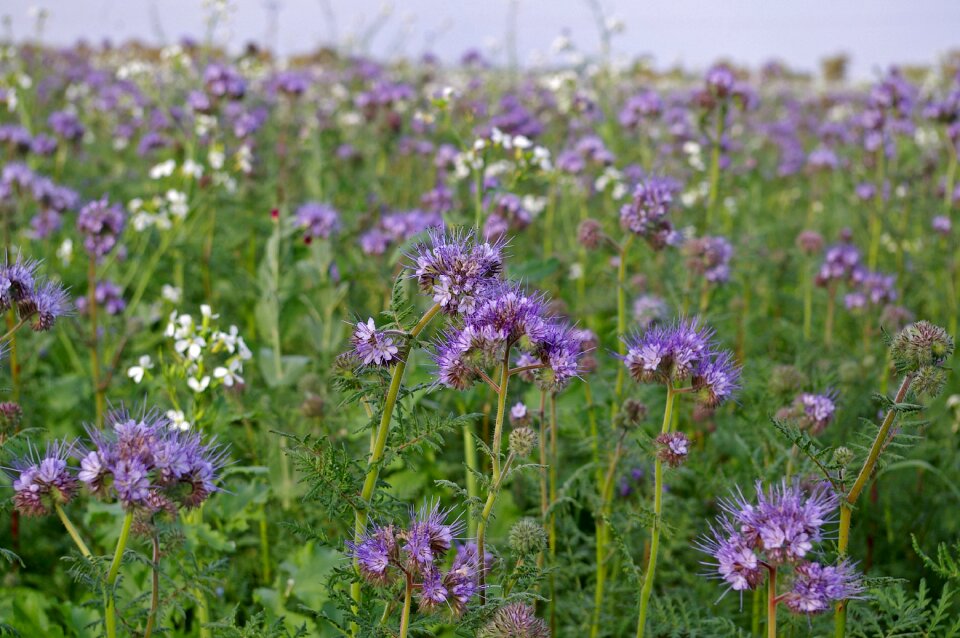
[127,304,253,415]
[452,127,553,181]
[129,190,190,231]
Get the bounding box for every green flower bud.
[509,427,538,458]
[913,365,947,401]
[508,517,547,556]
[832,446,854,467]
[891,321,954,373]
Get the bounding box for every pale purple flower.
[350,318,400,366]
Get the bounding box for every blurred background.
[2,0,959,80]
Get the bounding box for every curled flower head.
[348,524,398,586]
[623,317,712,385]
[7,440,78,516]
[792,391,838,434]
[350,318,401,367]
[480,603,550,638]
[815,243,860,286]
[698,520,764,593]
[783,560,864,614]
[684,236,734,284]
[408,228,505,316]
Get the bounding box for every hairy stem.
[104,511,134,638]
[636,386,677,638]
[399,573,413,638]
[55,503,92,558]
[89,254,105,425]
[767,566,777,638]
[144,534,160,638]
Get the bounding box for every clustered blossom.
[76,196,126,258]
[359,209,443,256]
[434,282,583,392]
[483,192,532,241]
[76,279,126,316]
[8,441,78,516]
[815,243,860,286]
[633,294,668,329]
[619,177,680,249]
[295,202,341,243]
[699,481,863,614]
[844,269,897,311]
[791,392,838,434]
[76,409,227,512]
[348,502,480,617]
[684,236,734,283]
[128,305,252,397]
[8,410,227,517]
[623,318,740,406]
[409,228,504,316]
[0,253,70,332]
[350,317,401,366]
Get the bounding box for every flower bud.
[614,398,648,431]
[890,321,954,373]
[913,365,948,401]
[509,426,538,458]
[577,218,604,249]
[508,517,547,556]
[832,446,854,467]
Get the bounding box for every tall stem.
[636,386,677,638]
[104,511,134,638]
[477,352,511,604]
[591,437,624,638]
[834,373,912,636]
[867,149,886,271]
[89,254,105,425]
[767,566,778,638]
[613,236,635,411]
[144,534,160,638]
[55,504,92,558]
[548,393,558,636]
[351,303,442,628]
[705,104,726,231]
[825,286,836,348]
[464,421,479,537]
[398,573,413,638]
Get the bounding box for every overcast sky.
[3,0,959,79]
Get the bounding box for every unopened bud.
[509,427,538,458]
[508,517,546,556]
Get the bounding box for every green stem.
[636,386,677,638]
[802,262,813,341]
[463,422,479,537]
[351,303,442,627]
[89,254,104,426]
[398,573,413,638]
[195,586,212,638]
[104,511,134,638]
[614,236,635,411]
[548,392,558,636]
[144,534,160,638]
[867,150,885,271]
[752,585,762,637]
[55,504,92,558]
[834,373,912,636]
[591,437,624,638]
[705,104,726,231]
[767,566,777,638]
[477,353,511,604]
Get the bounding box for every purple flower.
[624,318,738,404]
[815,243,860,286]
[295,202,340,243]
[684,236,734,283]
[698,521,764,592]
[705,64,737,98]
[783,561,864,614]
[48,110,85,142]
[203,63,246,100]
[633,294,668,329]
[350,318,400,366]
[655,432,690,467]
[932,215,951,236]
[77,197,126,258]
[409,228,505,316]
[348,525,397,586]
[619,177,679,249]
[483,193,531,241]
[619,90,663,129]
[795,391,838,434]
[8,440,78,516]
[23,280,71,332]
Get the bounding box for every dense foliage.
[2,16,960,638]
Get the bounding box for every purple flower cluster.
[77,196,126,258]
[203,63,247,100]
[77,409,227,512]
[8,441,78,516]
[359,209,443,256]
[815,243,861,286]
[844,269,897,311]
[349,502,480,616]
[778,391,838,435]
[0,163,79,237]
[75,279,126,316]
[48,110,85,142]
[700,480,863,613]
[434,282,582,392]
[684,236,734,283]
[409,228,504,316]
[619,177,680,249]
[655,432,690,467]
[623,318,740,406]
[295,202,340,243]
[0,253,70,332]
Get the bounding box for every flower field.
[1,17,960,638]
